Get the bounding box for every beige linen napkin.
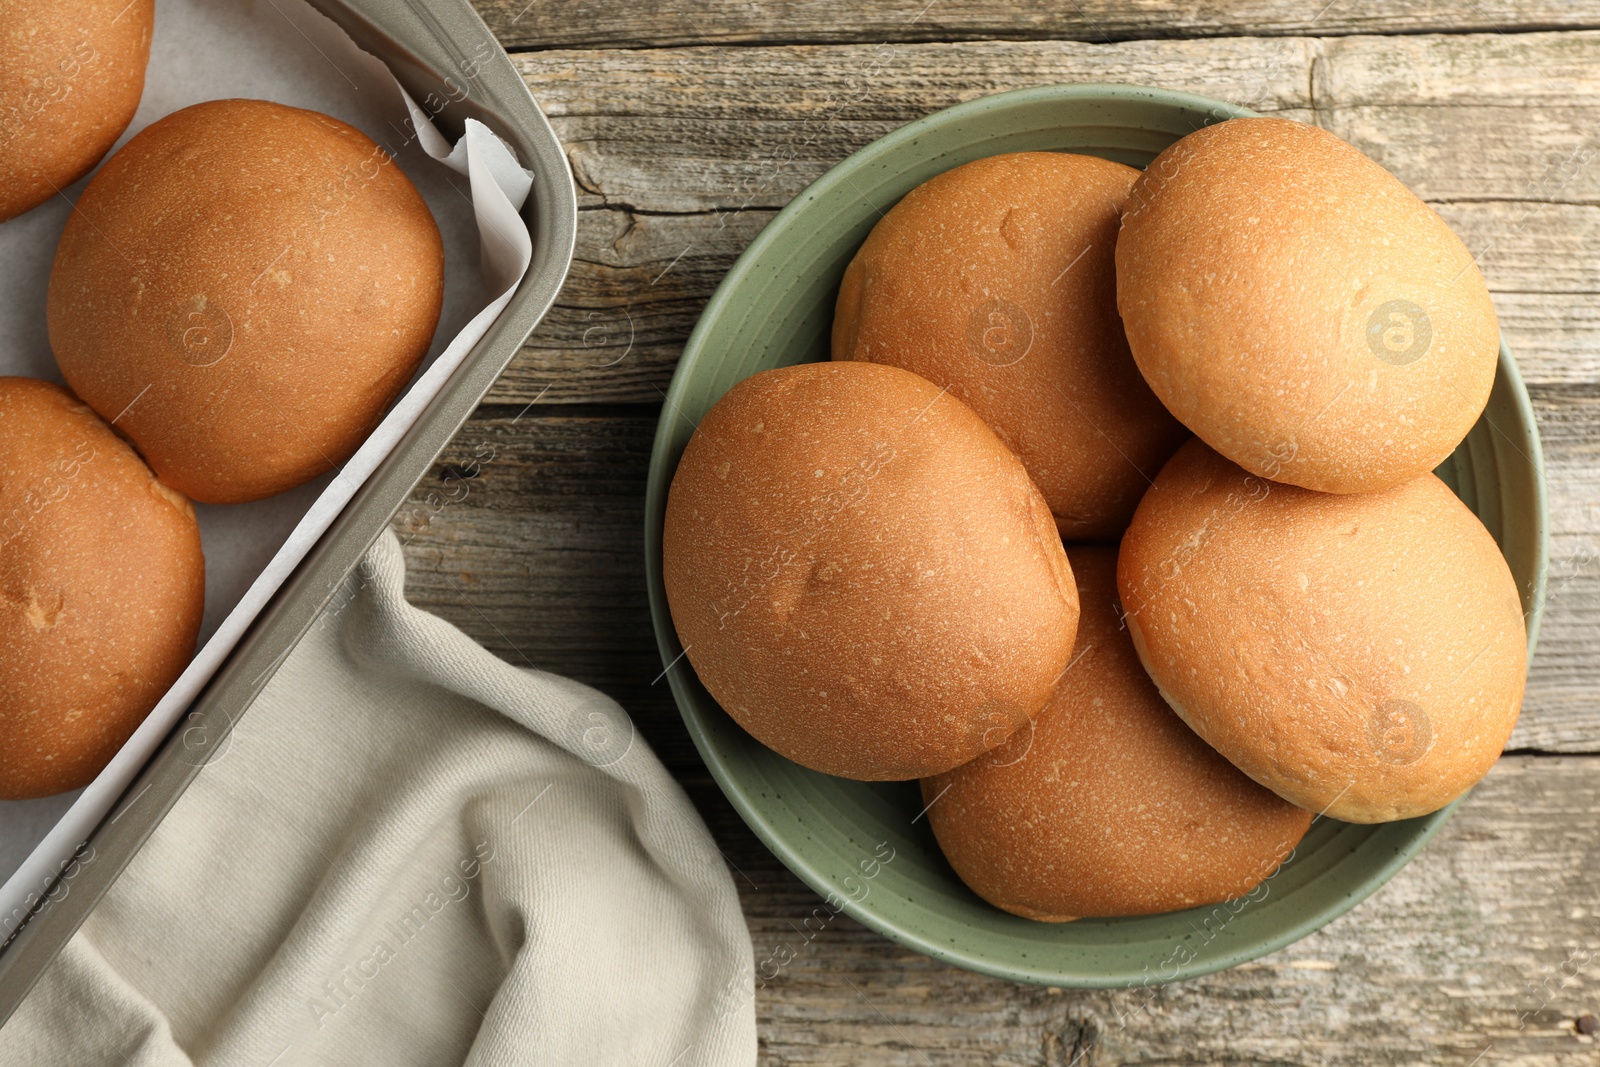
[0,530,757,1066]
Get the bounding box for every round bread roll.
[0,0,153,223]
[1118,440,1526,823]
[48,98,445,504]
[663,360,1080,781]
[1116,117,1500,494]
[923,547,1313,921]
[835,151,1188,540]
[0,377,204,800]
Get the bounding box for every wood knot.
[1043,1013,1099,1066]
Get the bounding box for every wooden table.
[398,3,1600,1062]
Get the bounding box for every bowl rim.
[643,82,1550,986]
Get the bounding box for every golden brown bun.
[48,99,445,504]
[0,377,204,800]
[0,0,153,223]
[663,360,1080,781]
[922,548,1313,921]
[835,151,1188,540]
[1118,440,1526,823]
[1116,118,1499,494]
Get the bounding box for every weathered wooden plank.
[516,38,1315,214]
[1322,102,1600,205]
[710,754,1600,1065]
[1519,385,1600,754]
[512,34,1600,215]
[501,208,774,405]
[486,34,1600,406]
[1317,27,1600,106]
[395,416,1600,1054]
[1433,204,1600,299]
[390,407,659,685]
[472,0,1600,52]
[393,405,1600,757]
[524,38,1315,123]
[435,10,1600,1062]
[487,200,1600,408]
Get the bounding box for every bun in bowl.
[923,547,1313,921]
[663,360,1080,781]
[1116,117,1499,494]
[835,151,1187,540]
[1118,439,1526,823]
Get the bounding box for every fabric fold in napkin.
[0,530,757,1066]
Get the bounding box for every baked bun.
[922,547,1312,921]
[835,151,1188,540]
[48,99,445,504]
[0,0,153,223]
[1116,117,1499,494]
[1118,440,1526,823]
[0,378,204,800]
[663,360,1080,781]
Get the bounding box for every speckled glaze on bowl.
[643,84,1549,987]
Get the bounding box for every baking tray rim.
[0,0,579,1021]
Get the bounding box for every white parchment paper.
[0,0,535,936]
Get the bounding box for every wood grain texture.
[390,402,1599,755]
[475,0,1600,52]
[433,6,1600,1059]
[516,38,1314,214]
[462,31,1600,751]
[499,204,1599,397]
[508,32,1600,212]
[493,32,1600,403]
[707,757,1600,1065]
[510,209,774,407]
[395,417,1600,1062]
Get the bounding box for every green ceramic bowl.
[643,84,1549,986]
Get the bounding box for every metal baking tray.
[0,0,576,1021]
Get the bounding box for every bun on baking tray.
[47,98,445,504]
[922,547,1313,921]
[662,360,1081,781]
[1117,439,1526,823]
[0,0,154,223]
[834,151,1188,541]
[1115,117,1500,495]
[0,377,204,800]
